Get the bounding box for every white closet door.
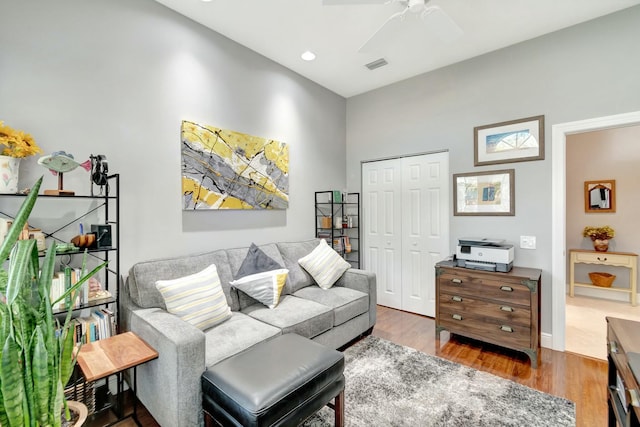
[400,152,449,316]
[362,159,403,309]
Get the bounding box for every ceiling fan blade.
[323,0,390,4]
[358,9,407,53]
[421,5,463,42]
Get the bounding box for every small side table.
[569,249,638,306]
[77,331,158,426]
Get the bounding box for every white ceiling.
[154,0,640,98]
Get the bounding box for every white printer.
[455,238,514,272]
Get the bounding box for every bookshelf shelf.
[314,191,360,269]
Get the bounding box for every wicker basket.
[589,272,616,288]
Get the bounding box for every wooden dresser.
[607,317,640,427]
[435,261,541,367]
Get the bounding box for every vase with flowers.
[582,225,615,252]
[0,120,42,193]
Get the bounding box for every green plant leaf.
[1,335,26,427]
[0,177,42,265]
[31,326,50,426]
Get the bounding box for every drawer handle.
[451,278,462,284]
[631,389,640,408]
[597,257,608,262]
[452,314,463,321]
[500,306,514,312]
[499,325,513,333]
[452,296,463,302]
[500,286,513,292]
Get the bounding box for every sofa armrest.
[130,308,206,427]
[335,268,377,328]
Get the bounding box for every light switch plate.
[520,236,536,250]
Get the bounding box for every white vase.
[0,155,21,194]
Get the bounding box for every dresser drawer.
[439,292,531,327]
[574,251,635,267]
[438,272,532,306]
[438,310,531,349]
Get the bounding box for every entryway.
[551,110,640,352]
[361,151,449,317]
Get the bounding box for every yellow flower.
[0,121,42,158]
[582,225,615,240]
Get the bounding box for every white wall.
[1,0,347,273]
[346,6,640,334]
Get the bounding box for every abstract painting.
[181,120,289,210]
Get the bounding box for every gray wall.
[1,1,346,273]
[346,6,640,334]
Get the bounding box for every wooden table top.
[77,332,158,382]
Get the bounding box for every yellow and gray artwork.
[181,121,289,210]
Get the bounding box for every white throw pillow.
[230,269,289,309]
[155,264,231,330]
[298,239,351,289]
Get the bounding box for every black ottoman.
[202,333,345,427]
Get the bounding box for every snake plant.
[0,177,106,427]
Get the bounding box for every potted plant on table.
[582,225,615,252]
[0,176,105,426]
[0,121,42,194]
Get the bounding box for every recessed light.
[301,51,316,61]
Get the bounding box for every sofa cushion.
[276,239,319,294]
[230,269,288,309]
[204,312,281,367]
[155,264,232,330]
[298,239,350,289]
[242,295,333,339]
[293,286,369,327]
[234,243,283,279]
[227,244,288,309]
[128,250,238,311]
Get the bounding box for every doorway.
[361,151,450,317]
[550,110,640,352]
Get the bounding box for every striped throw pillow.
[298,239,351,289]
[230,269,289,309]
[155,264,231,330]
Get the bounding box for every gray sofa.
[120,239,377,427]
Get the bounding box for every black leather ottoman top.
[202,333,345,427]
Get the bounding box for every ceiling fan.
[323,0,463,53]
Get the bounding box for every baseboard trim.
[541,332,552,350]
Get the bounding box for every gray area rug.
[303,336,575,427]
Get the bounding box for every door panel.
[363,159,402,309]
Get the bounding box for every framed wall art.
[584,179,616,213]
[474,115,544,166]
[181,120,289,210]
[453,169,515,216]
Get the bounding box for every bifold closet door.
[362,152,449,316]
[400,152,449,316]
[362,159,403,309]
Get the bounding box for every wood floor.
[89,305,607,426]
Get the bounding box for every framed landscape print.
[453,169,515,216]
[474,115,544,166]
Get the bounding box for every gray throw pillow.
[235,243,283,279]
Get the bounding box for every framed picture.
[474,115,544,166]
[584,179,616,213]
[453,169,515,216]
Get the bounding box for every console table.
[569,249,637,306]
[77,332,158,426]
[607,317,640,427]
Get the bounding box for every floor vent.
[365,58,388,70]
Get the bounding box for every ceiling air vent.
[365,58,388,70]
